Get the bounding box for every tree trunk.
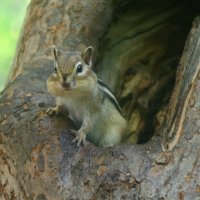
[1,0,200,199]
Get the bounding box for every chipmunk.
[46,45,127,147]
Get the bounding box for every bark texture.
[97,0,199,143]
[0,0,200,199]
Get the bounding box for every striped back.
[97,79,122,113]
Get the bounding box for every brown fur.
[46,46,128,146]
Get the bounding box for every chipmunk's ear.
[53,45,61,61]
[82,46,93,66]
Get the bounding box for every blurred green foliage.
[0,0,30,91]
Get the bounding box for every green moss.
[0,0,30,91]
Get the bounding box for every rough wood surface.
[1,0,200,199]
[162,17,200,151]
[97,0,198,143]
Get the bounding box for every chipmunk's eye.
[76,64,83,74]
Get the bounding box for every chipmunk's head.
[47,46,97,96]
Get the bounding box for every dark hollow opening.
[96,0,200,144]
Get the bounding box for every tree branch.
[1,0,200,199]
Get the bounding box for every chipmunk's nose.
[61,81,70,89]
[63,74,67,81]
[61,74,73,89]
[62,74,70,89]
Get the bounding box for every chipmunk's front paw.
[71,130,86,146]
[46,107,60,116]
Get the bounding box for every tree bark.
[1,0,200,199]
